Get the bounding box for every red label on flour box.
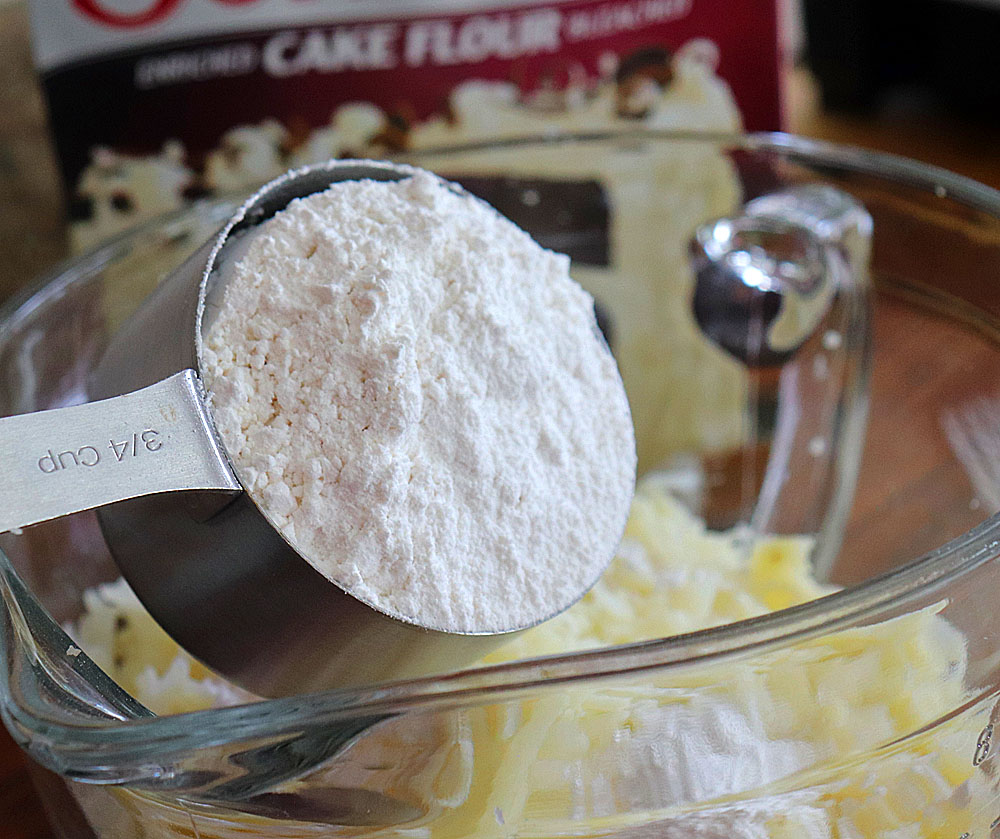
[27,0,782,250]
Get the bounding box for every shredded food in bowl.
[69,477,976,838]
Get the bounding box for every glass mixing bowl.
[2,132,1000,837]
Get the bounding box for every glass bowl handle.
[692,185,873,576]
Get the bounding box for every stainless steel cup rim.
[187,158,611,639]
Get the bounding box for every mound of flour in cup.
[202,169,636,632]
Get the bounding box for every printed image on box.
[28,0,781,250]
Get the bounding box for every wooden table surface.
[2,3,1000,834]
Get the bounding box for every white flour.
[202,169,636,632]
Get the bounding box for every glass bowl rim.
[2,129,1000,755]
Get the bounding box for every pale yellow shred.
[68,480,983,838]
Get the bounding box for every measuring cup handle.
[0,370,240,534]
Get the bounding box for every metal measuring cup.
[0,163,865,699]
[0,161,513,698]
[691,184,872,367]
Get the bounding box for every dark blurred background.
[803,0,1000,118]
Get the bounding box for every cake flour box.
[27,1,784,251]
